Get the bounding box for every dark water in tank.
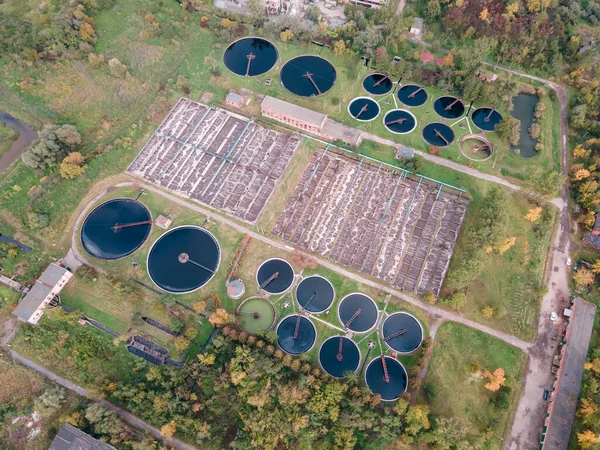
[384,110,417,134]
[223,37,278,77]
[433,96,465,119]
[365,357,407,400]
[422,122,455,147]
[296,276,334,313]
[363,73,393,95]
[349,98,380,121]
[382,312,423,353]
[148,226,220,293]
[257,259,294,294]
[319,336,360,377]
[471,107,503,132]
[277,315,316,355]
[510,94,539,158]
[338,294,378,332]
[81,199,151,260]
[397,84,428,107]
[280,55,337,97]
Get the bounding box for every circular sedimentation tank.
[348,96,380,122]
[147,225,220,294]
[365,356,408,401]
[422,122,455,147]
[319,336,360,378]
[382,312,423,354]
[362,73,393,96]
[471,107,503,132]
[338,293,378,333]
[383,109,417,135]
[256,258,294,294]
[397,84,428,107]
[296,275,335,313]
[433,96,465,119]
[459,134,494,161]
[279,55,337,97]
[237,297,276,334]
[277,314,317,355]
[81,198,152,261]
[223,37,278,77]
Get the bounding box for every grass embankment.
[421,322,527,449]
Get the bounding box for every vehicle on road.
[543,389,549,401]
[566,257,571,266]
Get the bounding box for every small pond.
[510,93,539,158]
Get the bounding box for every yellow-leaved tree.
[524,207,542,222]
[483,368,506,392]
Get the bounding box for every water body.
[296,275,334,313]
[365,356,408,401]
[223,37,279,77]
[363,73,393,96]
[148,226,220,293]
[433,96,465,119]
[280,55,337,97]
[81,198,152,260]
[338,293,378,333]
[348,97,380,122]
[0,111,37,173]
[397,84,428,107]
[319,336,360,378]
[277,315,317,355]
[237,297,276,334]
[257,258,294,294]
[510,93,539,158]
[382,312,423,353]
[383,109,417,135]
[422,122,455,147]
[471,107,503,132]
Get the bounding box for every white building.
[410,17,424,37]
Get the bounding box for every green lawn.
[421,322,527,449]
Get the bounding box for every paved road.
[9,350,199,450]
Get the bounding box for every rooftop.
[321,119,362,146]
[582,231,600,250]
[49,424,115,450]
[420,51,434,63]
[226,92,243,103]
[411,17,423,30]
[261,96,327,128]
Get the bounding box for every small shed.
[155,215,172,230]
[410,17,424,36]
[476,70,498,82]
[225,92,244,108]
[395,145,414,159]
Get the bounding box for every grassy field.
[0,121,17,158]
[420,322,527,449]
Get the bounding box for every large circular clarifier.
[471,107,502,132]
[319,336,360,378]
[237,297,276,334]
[338,293,378,333]
[296,275,334,313]
[422,122,455,147]
[433,96,465,119]
[362,73,393,96]
[280,55,336,97]
[383,109,417,134]
[348,97,380,122]
[257,258,294,294]
[397,84,428,107]
[277,314,317,355]
[81,198,151,260]
[147,226,220,293]
[223,37,278,77]
[382,312,423,353]
[365,356,408,401]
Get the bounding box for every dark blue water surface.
[81,198,151,260]
[384,109,417,134]
[471,107,502,132]
[277,315,317,355]
[363,73,393,95]
[510,94,539,158]
[319,336,360,378]
[433,96,465,119]
[397,84,428,107]
[280,55,337,97]
[257,258,294,294]
[349,97,380,121]
[338,293,378,332]
[382,312,423,353]
[296,275,334,313]
[422,122,455,147]
[148,226,220,293]
[365,356,407,401]
[223,37,278,77]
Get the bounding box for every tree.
[59,161,86,179]
[591,260,600,275]
[422,291,436,304]
[405,404,431,436]
[63,151,84,165]
[209,308,230,327]
[304,4,320,22]
[21,124,77,170]
[497,236,516,254]
[160,420,177,439]
[424,0,441,22]
[27,212,49,230]
[55,125,81,148]
[573,268,595,287]
[108,58,127,77]
[483,368,506,392]
[333,40,348,57]
[220,18,236,28]
[577,430,600,449]
[524,207,542,222]
[174,336,189,352]
[479,7,489,21]
[280,29,294,42]
[481,306,495,318]
[352,28,382,60]
[193,300,206,314]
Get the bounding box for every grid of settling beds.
[128,98,300,224]
[272,151,469,296]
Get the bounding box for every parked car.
[566,257,572,267]
[543,389,549,401]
